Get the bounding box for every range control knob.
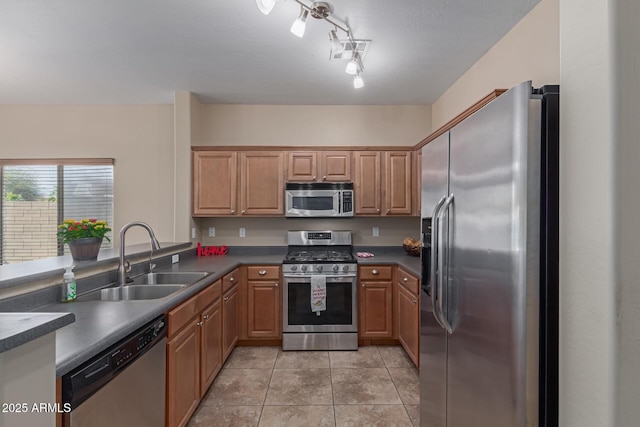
[316,265,323,272]
[301,265,308,272]
[333,265,339,272]
[291,265,298,271]
[342,265,350,272]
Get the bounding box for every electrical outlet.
[208,227,216,237]
[373,226,380,237]
[191,228,196,239]
[239,227,246,238]
[171,254,179,264]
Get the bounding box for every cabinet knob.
[361,283,365,287]
[312,176,316,180]
[230,277,235,282]
[231,209,235,214]
[274,283,279,287]
[322,175,327,180]
[258,270,267,276]
[241,210,246,214]
[224,296,229,301]
[412,299,417,304]
[386,209,390,213]
[196,321,203,327]
[376,209,380,213]
[403,277,408,282]
[203,315,210,320]
[372,269,379,275]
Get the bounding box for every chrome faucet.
[118,221,161,286]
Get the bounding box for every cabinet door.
[398,284,420,367]
[287,151,318,182]
[384,151,412,215]
[193,151,237,216]
[354,151,381,215]
[359,280,393,338]
[167,319,200,427]
[320,151,351,182]
[222,284,239,361]
[413,150,422,216]
[247,280,281,338]
[200,299,222,397]
[239,151,285,215]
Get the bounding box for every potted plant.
[57,219,112,261]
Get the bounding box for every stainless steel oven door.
[285,190,340,217]
[283,274,357,332]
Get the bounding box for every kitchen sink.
[128,272,209,286]
[77,285,187,302]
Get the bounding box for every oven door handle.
[283,274,357,281]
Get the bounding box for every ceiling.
[0,0,540,105]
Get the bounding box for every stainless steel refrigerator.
[420,81,559,427]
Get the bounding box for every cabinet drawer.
[397,268,419,295]
[247,266,280,280]
[222,269,239,293]
[167,293,199,338]
[198,279,221,311]
[359,265,392,280]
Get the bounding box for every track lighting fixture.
[256,0,278,15]
[256,0,370,89]
[290,8,309,38]
[353,71,364,89]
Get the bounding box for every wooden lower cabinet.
[358,266,393,338]
[396,268,420,367]
[166,280,223,427]
[246,265,282,339]
[222,283,239,361]
[167,317,200,427]
[200,298,222,395]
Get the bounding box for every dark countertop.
[28,246,420,377]
[0,312,75,353]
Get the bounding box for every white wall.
[431,0,559,129]
[0,105,175,246]
[193,104,431,147]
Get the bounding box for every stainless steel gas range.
[282,230,358,350]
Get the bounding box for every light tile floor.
[187,345,420,427]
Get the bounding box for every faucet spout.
[118,221,161,286]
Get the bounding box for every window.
[0,159,114,265]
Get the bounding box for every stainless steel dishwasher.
[62,315,167,427]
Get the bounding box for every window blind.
[0,160,114,265]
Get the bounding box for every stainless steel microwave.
[285,182,354,217]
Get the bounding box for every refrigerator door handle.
[431,195,448,329]
[436,194,455,334]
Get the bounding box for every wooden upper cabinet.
[193,151,237,216]
[239,151,285,215]
[287,151,351,182]
[413,150,422,216]
[384,151,412,215]
[354,151,381,214]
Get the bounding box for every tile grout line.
[328,350,337,426]
[256,350,280,426]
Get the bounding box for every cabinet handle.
[196,321,203,327]
[371,269,379,275]
[403,277,408,282]
[258,270,267,276]
[230,277,235,282]
[224,296,229,301]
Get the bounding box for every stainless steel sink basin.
[77,285,187,301]
[128,272,209,286]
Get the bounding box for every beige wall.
[0,105,175,245]
[196,217,420,248]
[431,0,559,129]
[193,104,431,147]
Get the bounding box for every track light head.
[345,53,358,75]
[256,0,277,15]
[353,71,365,89]
[329,29,344,56]
[290,8,310,38]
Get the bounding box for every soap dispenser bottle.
[62,265,77,302]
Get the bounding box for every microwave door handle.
[339,192,342,214]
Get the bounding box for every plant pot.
[68,237,103,261]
